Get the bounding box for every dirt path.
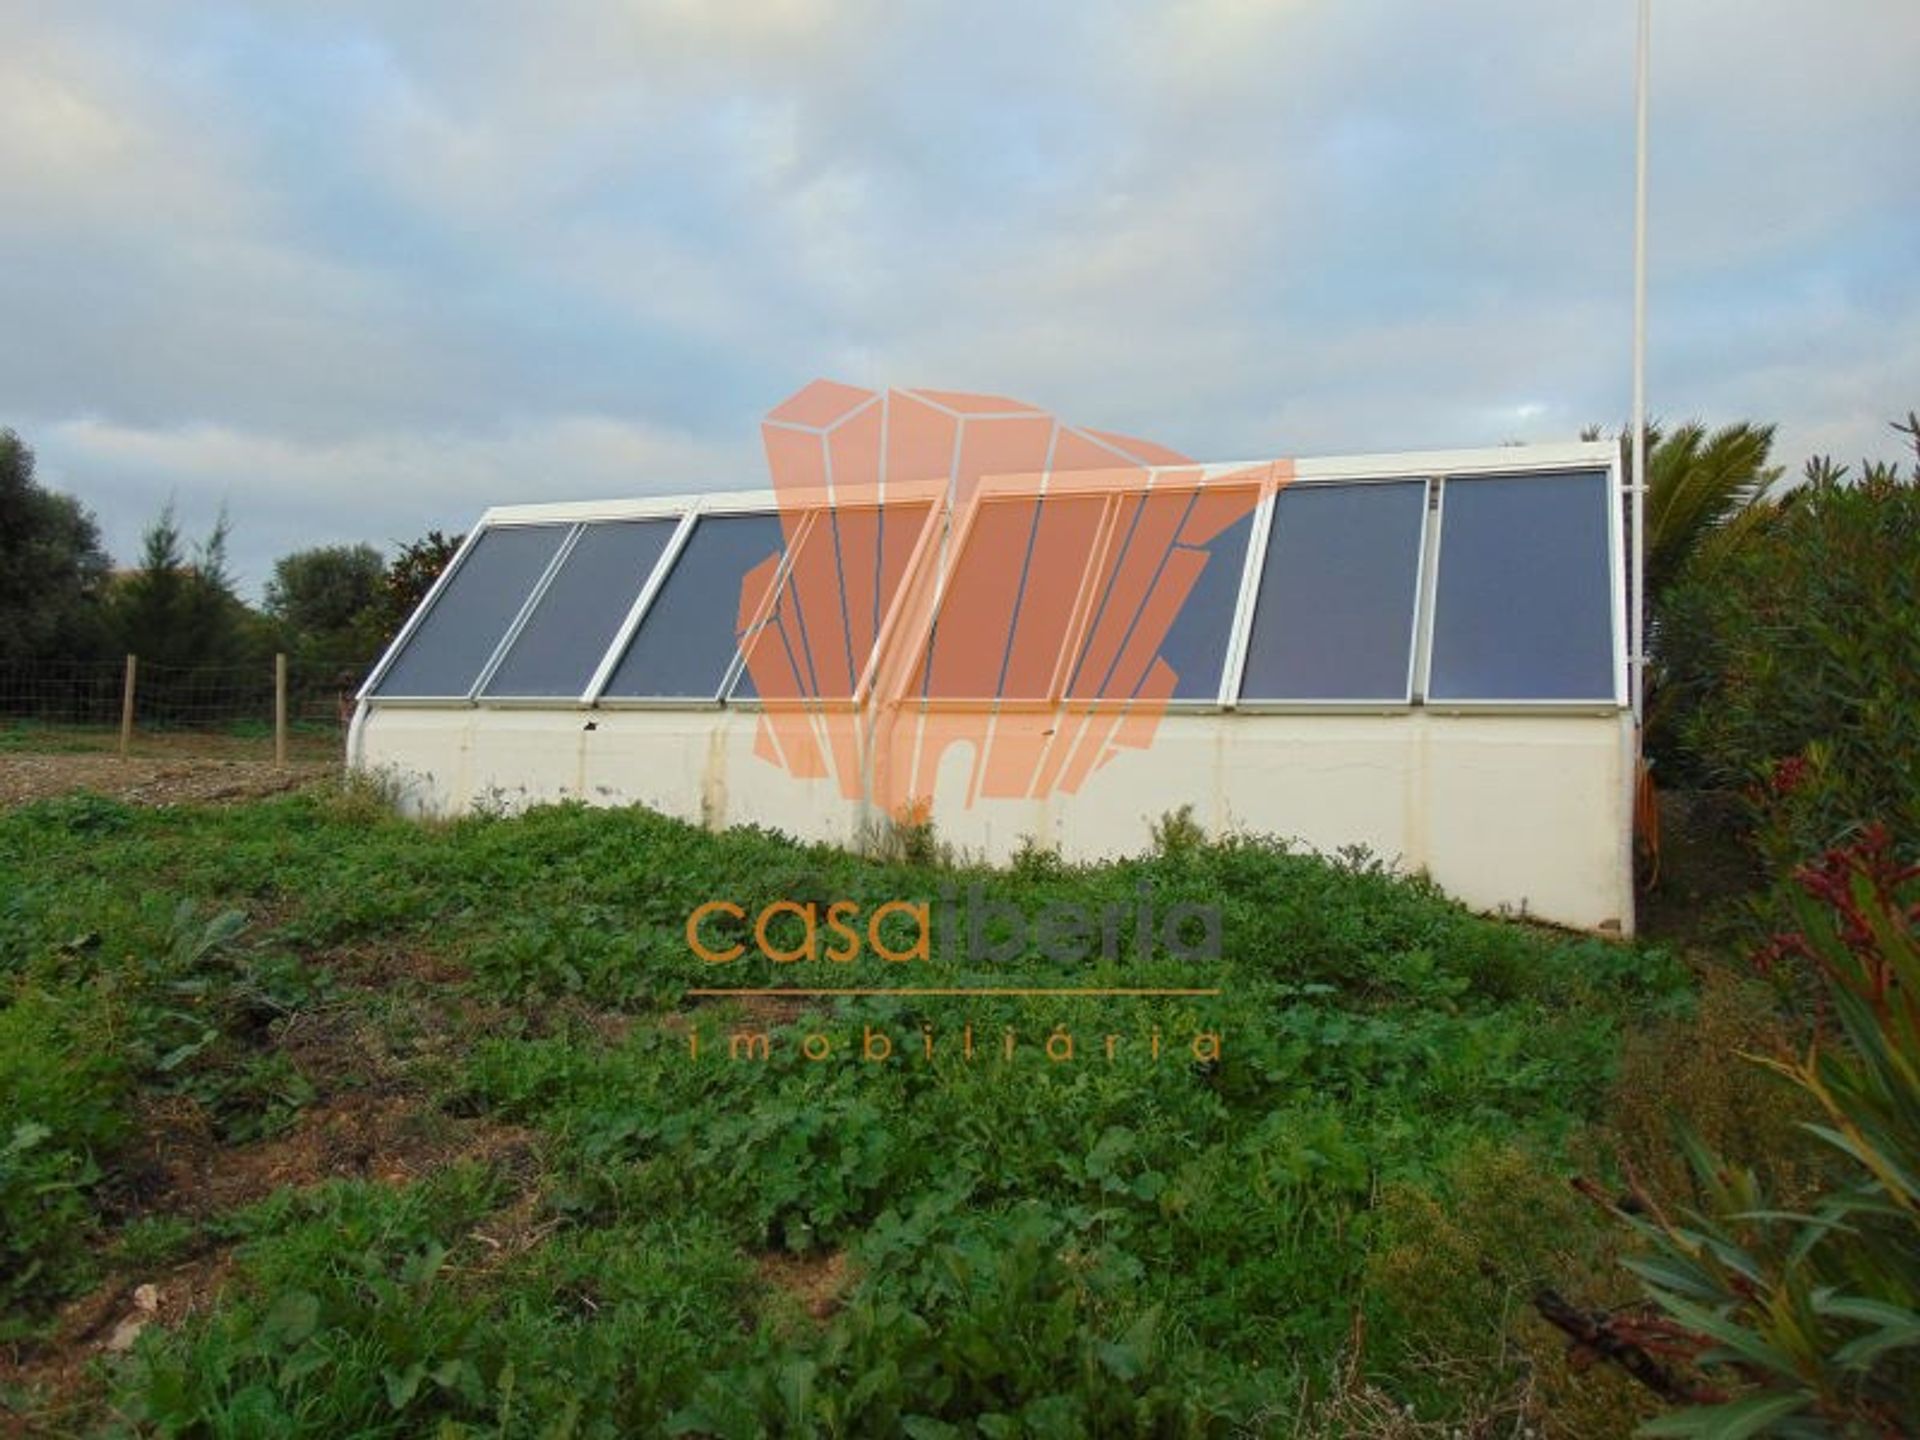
[0,753,335,807]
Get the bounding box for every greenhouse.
[352,409,1631,934]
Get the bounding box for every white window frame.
[592,497,807,710]
[732,496,945,710]
[900,481,1111,710]
[1228,474,1434,714]
[905,465,1267,713]
[1420,455,1627,713]
[356,520,577,706]
[469,522,585,704]
[580,509,699,705]
[470,512,698,707]
[358,441,1627,718]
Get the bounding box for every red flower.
[1767,754,1810,798]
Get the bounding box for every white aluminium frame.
[1226,473,1433,713]
[362,487,946,712]
[848,498,945,707]
[1079,466,1266,713]
[356,520,577,706]
[727,496,945,709]
[715,510,821,705]
[895,464,1256,711]
[581,509,699,705]
[901,480,1124,709]
[358,440,1627,718]
[1219,441,1624,715]
[357,523,484,702]
[1419,448,1628,713]
[357,493,708,708]
[471,521,588,702]
[589,492,809,710]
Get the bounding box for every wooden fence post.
[274,653,288,768]
[119,654,137,758]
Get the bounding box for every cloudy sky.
[4,1,1916,594]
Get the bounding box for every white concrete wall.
[354,705,1635,934]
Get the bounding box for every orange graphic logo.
[738,381,1286,817]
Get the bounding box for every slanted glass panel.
[371,525,568,698]
[1428,470,1616,702]
[1158,498,1257,700]
[1239,480,1427,702]
[733,501,933,701]
[481,519,677,698]
[1066,486,1258,702]
[603,512,785,699]
[921,494,1106,700]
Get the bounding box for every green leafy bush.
[1593,827,1919,1435]
[0,820,334,1328]
[1602,967,1820,1211]
[120,1170,506,1435]
[0,789,1695,1430]
[109,900,324,1142]
[674,1206,1189,1438]
[1367,1142,1653,1436]
[1657,424,1920,871]
[0,989,126,1321]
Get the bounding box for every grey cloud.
[2,0,1915,596]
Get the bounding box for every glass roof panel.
[920,493,1106,700]
[1239,480,1427,702]
[1065,485,1257,702]
[1428,470,1616,702]
[482,518,678,698]
[733,501,933,701]
[371,524,568,698]
[603,512,786,700]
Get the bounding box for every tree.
[375,530,464,643]
[1588,420,1783,774]
[1642,422,1782,597]
[1588,420,1782,601]
[0,428,112,663]
[108,502,256,670]
[264,544,387,661]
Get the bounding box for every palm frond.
[1643,421,1781,597]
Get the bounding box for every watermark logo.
[739,381,1284,817]
[685,1019,1222,1069]
[679,887,1228,1052]
[686,883,1221,971]
[679,885,1225,1068]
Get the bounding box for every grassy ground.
[0,770,1751,1437]
[0,721,344,765]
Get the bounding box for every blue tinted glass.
[1428,471,1615,701]
[1240,481,1426,701]
[483,519,677,697]
[372,525,567,698]
[1152,505,1254,701]
[604,513,785,698]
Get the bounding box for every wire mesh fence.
[0,656,376,760]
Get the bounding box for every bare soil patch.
[0,1250,239,1438]
[121,1090,538,1219]
[755,1251,851,1329]
[1,1091,540,1433]
[0,753,334,808]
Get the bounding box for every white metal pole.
[1630,0,1650,728]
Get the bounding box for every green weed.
[0,790,1697,1430]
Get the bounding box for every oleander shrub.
[1656,417,1920,875]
